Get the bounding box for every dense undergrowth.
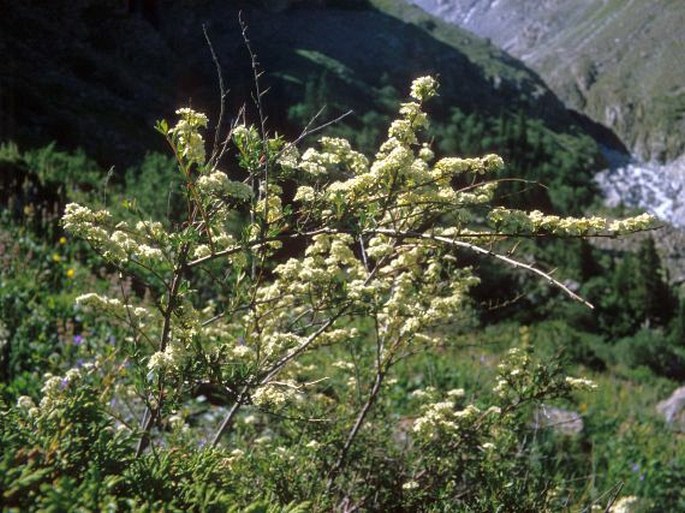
[1,76,684,512]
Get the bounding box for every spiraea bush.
[1,76,657,511]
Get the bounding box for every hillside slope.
[0,0,604,170]
[412,0,685,162]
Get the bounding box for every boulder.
[533,405,584,435]
[656,386,685,431]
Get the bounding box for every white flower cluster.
[493,346,532,398]
[277,143,300,171]
[169,107,208,165]
[297,137,368,178]
[64,203,171,265]
[147,339,185,373]
[488,208,655,237]
[494,344,598,406]
[38,368,82,411]
[252,381,298,408]
[564,376,597,391]
[232,124,260,151]
[413,401,488,440]
[255,190,284,225]
[293,185,317,203]
[433,154,504,180]
[402,480,420,491]
[76,293,152,326]
[62,203,111,243]
[608,213,655,234]
[319,137,368,175]
[197,170,252,202]
[287,82,511,242]
[16,395,38,417]
[410,75,438,102]
[76,292,124,311]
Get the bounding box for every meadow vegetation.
[1,74,684,512]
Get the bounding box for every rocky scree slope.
[411,0,685,163]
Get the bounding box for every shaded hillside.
[0,0,605,171]
[412,0,685,162]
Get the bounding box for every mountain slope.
[0,0,603,171]
[412,0,685,162]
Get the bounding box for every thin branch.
[238,12,271,237]
[290,108,355,148]
[210,384,250,447]
[259,313,343,386]
[202,24,229,170]
[371,227,594,309]
[327,361,385,491]
[135,244,190,457]
[270,104,353,169]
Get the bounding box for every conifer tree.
[635,236,674,326]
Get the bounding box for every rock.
[595,152,685,229]
[533,405,584,435]
[656,386,685,431]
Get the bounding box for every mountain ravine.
[411,0,685,165]
[412,0,685,229]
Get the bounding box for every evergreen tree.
[579,239,601,282]
[670,296,685,347]
[635,236,674,326]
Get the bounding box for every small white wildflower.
[197,170,228,196]
[252,382,295,408]
[446,388,465,399]
[174,108,208,128]
[402,480,420,491]
[486,406,502,416]
[609,495,639,513]
[16,396,35,410]
[242,414,258,425]
[305,440,320,450]
[418,145,434,162]
[168,414,185,430]
[136,244,163,262]
[609,213,655,234]
[232,344,252,359]
[169,108,208,165]
[294,185,316,203]
[410,387,436,399]
[332,360,355,371]
[147,351,170,372]
[565,376,598,390]
[493,378,508,396]
[410,75,438,102]
[64,368,81,383]
[193,244,212,260]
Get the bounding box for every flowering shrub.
[3,76,657,510]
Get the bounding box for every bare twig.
[370,227,595,308]
[135,244,190,457]
[210,385,250,447]
[202,24,229,170]
[326,332,386,491]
